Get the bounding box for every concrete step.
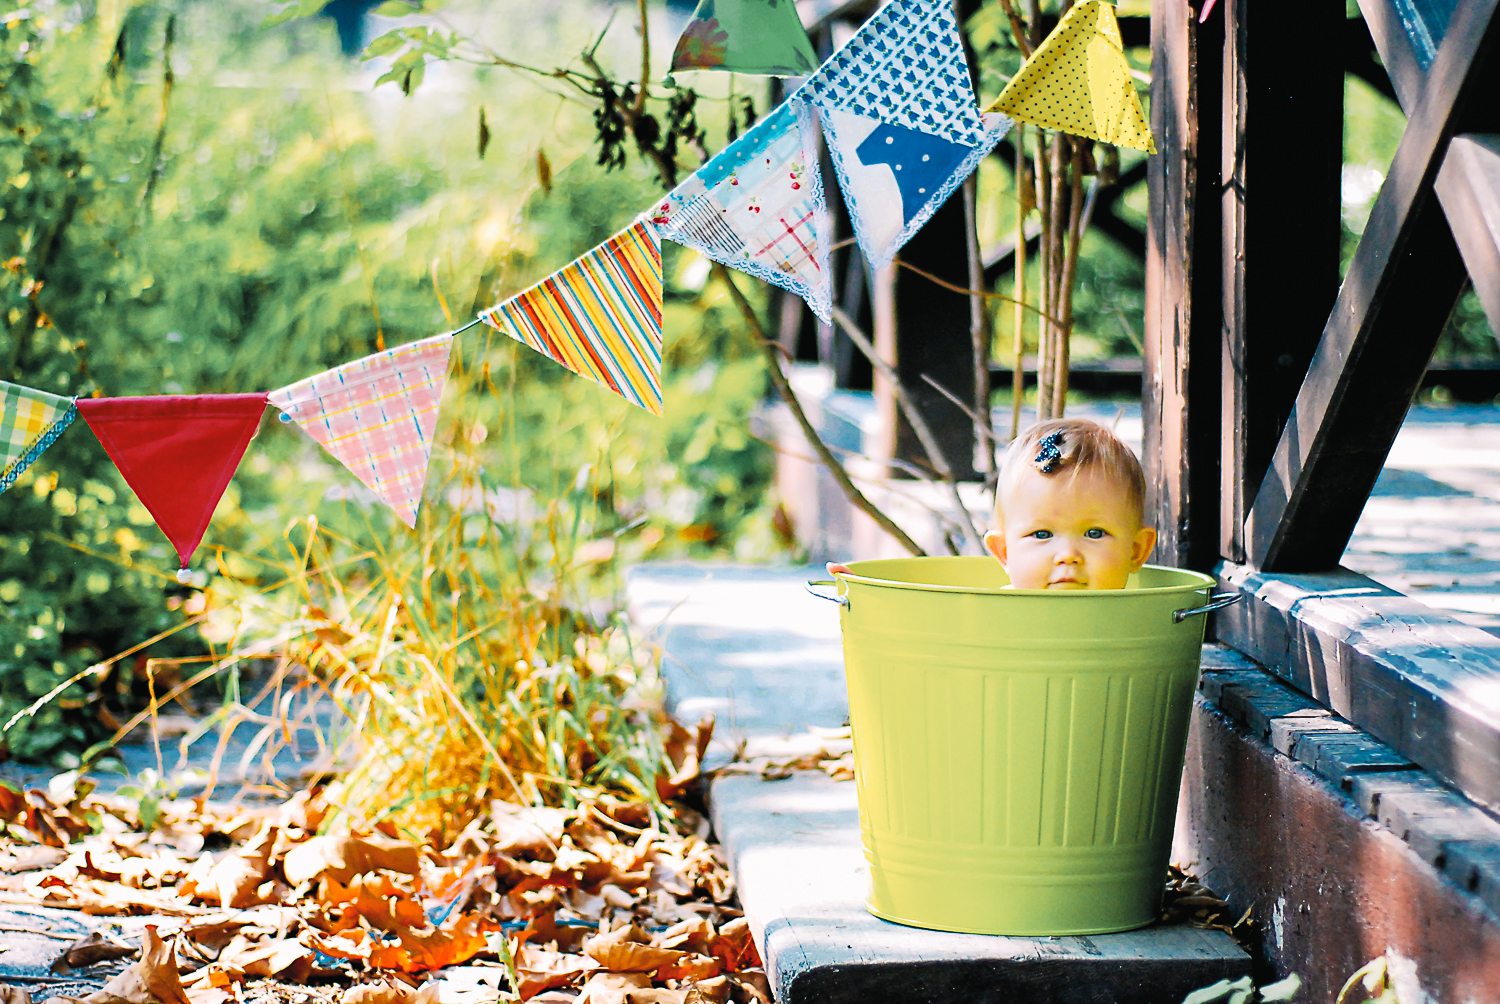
[709,770,1249,1004]
[628,563,1251,1004]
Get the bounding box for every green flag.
[669,0,818,77]
[0,380,76,495]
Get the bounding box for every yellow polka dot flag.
[985,0,1155,153]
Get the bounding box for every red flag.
[78,394,268,570]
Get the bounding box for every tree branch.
[713,263,925,557]
[830,304,986,550]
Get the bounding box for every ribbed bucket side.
[838,560,1209,936]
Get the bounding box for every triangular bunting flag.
[651,98,833,322]
[669,0,819,77]
[76,394,268,569]
[269,334,454,528]
[1,380,76,496]
[800,0,1012,269]
[985,0,1155,153]
[481,221,665,416]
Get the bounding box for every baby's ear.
[1131,526,1157,569]
[983,531,1007,565]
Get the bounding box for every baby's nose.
[1055,542,1083,563]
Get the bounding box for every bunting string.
[0,0,1149,566]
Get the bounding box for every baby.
[983,418,1156,590]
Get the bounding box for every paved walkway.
[1344,405,1500,630]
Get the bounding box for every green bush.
[0,0,786,766]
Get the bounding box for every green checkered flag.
[0,380,77,496]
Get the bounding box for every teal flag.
[669,0,819,77]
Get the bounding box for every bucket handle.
[1173,591,1241,623]
[805,579,849,608]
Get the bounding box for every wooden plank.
[1345,15,1400,104]
[709,770,1250,1004]
[1218,0,1345,563]
[1356,0,1500,341]
[1244,0,1500,571]
[1436,134,1500,337]
[1215,561,1500,815]
[1142,0,1221,571]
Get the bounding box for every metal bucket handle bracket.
[1173,591,1241,623]
[805,579,849,608]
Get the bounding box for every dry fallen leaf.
[0,985,34,1004]
[341,981,441,1004]
[220,938,313,981]
[490,803,567,860]
[657,955,720,983]
[283,834,421,887]
[513,942,596,1000]
[367,913,490,973]
[582,926,685,974]
[0,846,68,873]
[51,932,137,973]
[204,823,278,909]
[576,972,651,1004]
[84,926,191,1004]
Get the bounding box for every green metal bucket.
[807,557,1231,936]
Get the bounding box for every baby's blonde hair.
[995,418,1146,528]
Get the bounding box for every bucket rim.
[834,560,1217,597]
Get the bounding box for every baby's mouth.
[1047,577,1087,589]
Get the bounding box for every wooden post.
[1218,0,1345,563]
[1244,0,1500,571]
[892,195,982,481]
[1142,0,1222,572]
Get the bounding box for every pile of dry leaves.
[0,777,768,1004]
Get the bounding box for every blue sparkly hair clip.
[1034,430,1064,474]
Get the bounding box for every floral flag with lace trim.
[651,97,832,322]
[802,0,1012,270]
[0,381,76,497]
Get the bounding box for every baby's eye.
[1030,529,1053,540]
[1085,528,1106,539]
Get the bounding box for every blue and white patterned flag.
[803,0,1012,270]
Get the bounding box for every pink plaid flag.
[269,334,454,527]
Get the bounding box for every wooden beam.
[1345,15,1400,105]
[1358,0,1500,341]
[1216,561,1500,818]
[1437,134,1500,336]
[1218,0,1345,563]
[1246,0,1500,572]
[1142,0,1221,571]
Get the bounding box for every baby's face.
[984,467,1156,590]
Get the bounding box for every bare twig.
[831,306,985,550]
[635,0,650,116]
[921,373,999,458]
[713,264,924,556]
[962,174,993,476]
[1012,123,1028,440]
[995,0,1035,57]
[892,259,1061,324]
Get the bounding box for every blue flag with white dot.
[802,0,1012,269]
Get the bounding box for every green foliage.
[0,0,786,766]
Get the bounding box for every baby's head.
[983,418,1156,590]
